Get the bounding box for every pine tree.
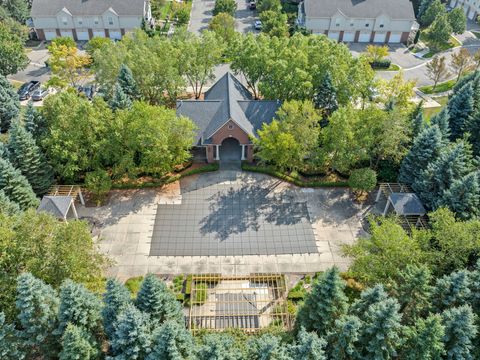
[465,110,480,157]
[442,305,477,360]
[349,284,389,317]
[0,158,39,210]
[15,273,59,358]
[313,72,338,116]
[327,315,361,360]
[109,304,153,359]
[0,312,24,360]
[414,140,474,209]
[448,82,474,140]
[452,71,476,94]
[0,190,19,215]
[288,327,326,360]
[24,102,47,140]
[147,320,194,360]
[247,334,292,360]
[0,75,20,133]
[469,260,480,316]
[357,298,403,359]
[430,107,451,139]
[394,265,432,324]
[412,111,426,137]
[136,274,184,325]
[401,314,445,360]
[109,82,132,111]
[59,323,98,360]
[440,171,480,219]
[469,71,480,111]
[432,270,472,312]
[196,333,243,360]
[57,280,102,336]
[296,267,348,337]
[398,125,444,185]
[102,278,132,340]
[8,120,53,195]
[117,64,140,101]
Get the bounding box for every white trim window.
[108,16,114,25]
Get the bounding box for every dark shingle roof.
[31,0,146,17]
[215,293,259,329]
[303,0,415,20]
[176,73,281,144]
[389,193,426,216]
[37,196,73,219]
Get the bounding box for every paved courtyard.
[79,171,369,280]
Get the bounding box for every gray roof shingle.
[31,0,146,17]
[389,193,426,216]
[176,72,281,145]
[303,0,415,20]
[37,196,73,219]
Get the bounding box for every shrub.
[125,276,143,297]
[192,283,208,305]
[85,169,112,206]
[348,168,377,196]
[212,0,237,16]
[370,59,392,69]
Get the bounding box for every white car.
[254,20,262,30]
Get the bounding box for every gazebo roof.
[388,193,426,216]
[37,196,74,219]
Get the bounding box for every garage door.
[109,31,122,40]
[76,31,89,41]
[358,32,371,42]
[44,31,57,41]
[374,32,386,43]
[342,31,355,42]
[389,32,402,43]
[93,30,105,38]
[60,30,73,38]
[328,31,340,41]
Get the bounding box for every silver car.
[31,87,50,101]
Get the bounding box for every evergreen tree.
[109,304,153,359]
[313,72,338,116]
[296,267,348,337]
[469,260,480,316]
[432,270,472,312]
[102,278,131,340]
[57,280,102,336]
[136,274,184,325]
[398,125,444,185]
[357,298,403,359]
[465,110,480,157]
[414,140,474,209]
[401,314,445,360]
[24,102,47,140]
[59,323,98,360]
[117,64,140,101]
[15,273,59,358]
[288,327,326,360]
[109,82,132,111]
[442,305,477,360]
[247,334,292,360]
[430,107,451,139]
[0,75,20,133]
[394,265,432,324]
[0,158,39,210]
[452,71,476,94]
[0,312,24,360]
[0,190,19,215]
[349,284,389,317]
[328,315,361,360]
[412,111,426,137]
[469,71,480,111]
[196,333,243,360]
[147,320,194,360]
[439,171,480,219]
[8,120,53,195]
[448,83,474,140]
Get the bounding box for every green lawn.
[423,96,449,120]
[375,64,400,72]
[472,31,480,39]
[420,32,461,58]
[418,79,456,94]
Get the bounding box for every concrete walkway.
[79,171,369,280]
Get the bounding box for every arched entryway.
[219,137,242,162]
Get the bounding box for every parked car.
[31,87,50,101]
[77,85,96,100]
[17,81,40,101]
[254,20,262,30]
[249,0,256,10]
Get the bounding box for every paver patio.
[79,171,369,280]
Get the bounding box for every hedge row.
[241,163,349,188]
[370,59,391,69]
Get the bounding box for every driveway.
[189,0,258,34]
[81,170,368,279]
[8,46,51,84]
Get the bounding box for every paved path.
[81,171,368,280]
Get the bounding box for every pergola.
[375,183,428,231]
[37,185,85,221]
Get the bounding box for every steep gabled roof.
[37,196,73,219]
[31,0,146,17]
[302,0,415,20]
[176,73,281,145]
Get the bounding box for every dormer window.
[62,16,68,25]
[108,16,114,25]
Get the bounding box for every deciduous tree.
[212,0,237,16]
[426,55,450,91]
[0,19,29,76]
[448,7,467,34]
[451,48,473,82]
[365,45,389,62]
[260,10,289,38]
[48,41,92,88]
[421,0,446,27]
[209,13,237,44]
[428,14,452,50]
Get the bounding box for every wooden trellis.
[48,185,85,205]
